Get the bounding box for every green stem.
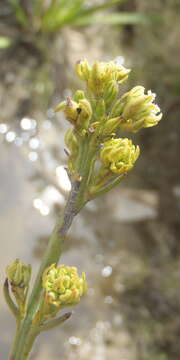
[8,137,95,359]
[8,180,81,360]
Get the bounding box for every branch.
[39,312,72,332]
[3,279,19,319]
[90,174,127,199]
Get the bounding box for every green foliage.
[73,12,148,26]
[10,0,28,27]
[9,0,148,34]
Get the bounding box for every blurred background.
[0,1,180,359]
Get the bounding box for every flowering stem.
[6,58,162,360]
[8,138,94,360]
[8,181,83,359]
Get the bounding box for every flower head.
[100,138,140,175]
[6,259,31,287]
[75,59,130,99]
[111,86,162,132]
[42,264,87,308]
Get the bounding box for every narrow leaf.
[72,12,149,26]
[3,279,19,319]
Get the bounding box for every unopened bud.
[6,259,31,287]
[64,98,79,124]
[103,80,119,108]
[75,59,130,101]
[77,99,92,128]
[54,97,79,124]
[102,117,121,135]
[73,90,85,102]
[110,98,125,118]
[75,60,91,81]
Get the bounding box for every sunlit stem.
[3,279,19,320]
[8,137,95,360]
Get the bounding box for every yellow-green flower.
[75,59,130,99]
[54,97,79,124]
[6,259,31,287]
[100,138,140,175]
[111,86,162,132]
[42,264,87,308]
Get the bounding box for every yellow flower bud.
[75,59,91,81]
[111,86,162,132]
[75,59,130,100]
[87,62,103,96]
[54,97,79,124]
[110,98,125,118]
[78,99,92,124]
[6,259,31,287]
[42,264,87,308]
[105,60,131,84]
[55,96,92,129]
[100,138,140,175]
[73,90,85,102]
[103,80,119,108]
[102,117,121,135]
[6,260,31,316]
[64,98,80,124]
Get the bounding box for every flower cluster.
[110,86,162,132]
[42,264,87,308]
[55,59,162,198]
[75,60,130,102]
[100,138,140,175]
